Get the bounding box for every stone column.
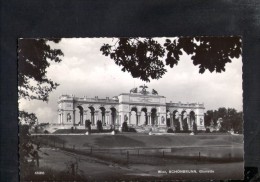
[157,113,160,125]
[102,113,106,125]
[90,112,95,126]
[59,113,61,124]
[129,112,131,125]
[105,115,108,125]
[136,113,138,126]
[83,111,88,126]
[196,114,199,126]
[195,114,199,130]
[179,114,182,130]
[117,112,119,126]
[106,111,110,125]
[170,113,173,127]
[94,111,99,126]
[147,112,151,125]
[73,110,75,126]
[58,114,61,124]
[187,114,190,130]
[110,112,113,125]
[137,112,141,126]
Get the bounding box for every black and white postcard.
[18,37,243,181]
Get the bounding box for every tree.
[18,39,63,169]
[204,110,214,127]
[19,110,38,126]
[18,38,63,102]
[100,37,241,82]
[204,107,243,133]
[18,38,63,126]
[233,111,243,133]
[19,111,40,168]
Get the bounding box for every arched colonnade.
[73,105,118,126]
[165,109,197,131]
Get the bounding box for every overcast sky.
[19,38,242,123]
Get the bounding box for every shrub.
[96,120,103,132]
[174,121,180,132]
[128,128,137,132]
[44,130,49,134]
[205,128,210,133]
[85,119,92,132]
[122,121,128,132]
[182,121,189,132]
[167,128,174,133]
[193,122,197,133]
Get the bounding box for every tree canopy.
[19,110,38,126]
[100,37,241,82]
[204,107,243,133]
[18,38,63,102]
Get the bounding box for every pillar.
[92,112,95,125]
[156,113,160,125]
[105,115,108,125]
[116,112,119,126]
[137,112,141,126]
[136,112,138,126]
[147,112,151,125]
[179,114,182,130]
[187,114,190,130]
[94,111,99,125]
[129,112,131,125]
[106,111,110,125]
[83,111,88,126]
[59,113,61,124]
[60,113,62,124]
[73,110,75,126]
[110,112,112,125]
[196,114,199,125]
[170,113,173,127]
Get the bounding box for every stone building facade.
[57,86,205,131]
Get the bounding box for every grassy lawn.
[25,134,244,181]
[34,134,243,149]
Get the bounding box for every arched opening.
[75,105,83,125]
[173,110,180,131]
[100,107,106,126]
[166,110,171,127]
[181,111,188,131]
[131,107,138,125]
[140,108,148,125]
[151,108,157,126]
[88,106,95,126]
[110,107,117,126]
[190,111,196,130]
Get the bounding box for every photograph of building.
[18,37,243,181]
